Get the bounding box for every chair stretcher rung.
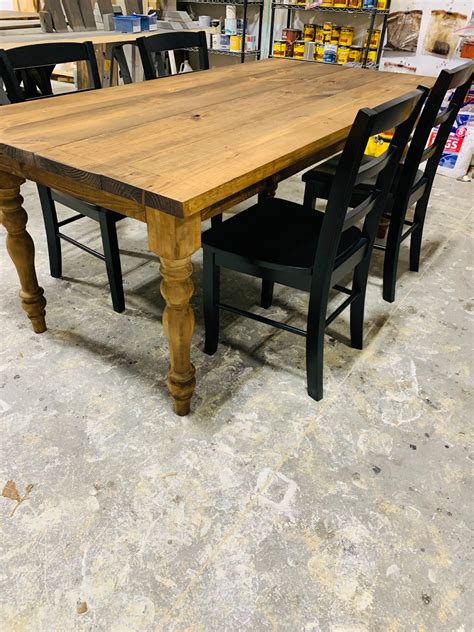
[57,213,85,228]
[218,288,359,337]
[217,303,307,337]
[333,284,352,296]
[58,232,105,260]
[400,223,418,243]
[325,293,359,327]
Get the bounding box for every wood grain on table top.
[0,59,433,218]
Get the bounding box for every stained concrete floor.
[0,172,472,631]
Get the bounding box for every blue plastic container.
[113,15,141,33]
[136,13,157,31]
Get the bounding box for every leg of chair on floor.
[350,259,371,350]
[203,248,220,356]
[306,286,329,402]
[260,279,274,309]
[383,205,408,304]
[37,185,62,278]
[409,196,429,273]
[99,212,125,313]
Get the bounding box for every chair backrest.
[136,31,209,81]
[0,41,101,103]
[398,61,473,202]
[312,88,427,286]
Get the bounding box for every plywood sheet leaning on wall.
[39,10,54,31]
[62,0,85,30]
[97,0,114,17]
[43,0,68,31]
[78,0,97,29]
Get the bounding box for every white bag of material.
[436,86,474,179]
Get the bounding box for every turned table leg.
[160,257,196,416]
[0,171,46,333]
[147,210,201,416]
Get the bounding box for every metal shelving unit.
[185,0,263,63]
[269,2,391,69]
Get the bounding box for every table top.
[0,60,432,218]
[0,10,38,20]
[0,19,41,30]
[0,26,213,48]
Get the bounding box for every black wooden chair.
[136,31,209,81]
[201,89,425,401]
[0,42,126,313]
[302,61,473,303]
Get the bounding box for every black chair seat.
[202,198,366,272]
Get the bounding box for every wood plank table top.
[0,60,434,416]
[0,60,432,219]
[0,10,38,20]
[0,19,41,29]
[0,26,212,48]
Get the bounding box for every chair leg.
[99,212,125,313]
[409,197,429,273]
[306,322,325,401]
[211,214,223,228]
[383,203,408,304]
[203,248,220,355]
[306,287,330,401]
[260,280,274,309]
[37,184,62,278]
[350,260,371,350]
[303,181,316,209]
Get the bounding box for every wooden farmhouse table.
[0,59,431,415]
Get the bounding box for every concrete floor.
[0,172,472,631]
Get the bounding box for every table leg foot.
[0,172,46,333]
[160,257,196,416]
